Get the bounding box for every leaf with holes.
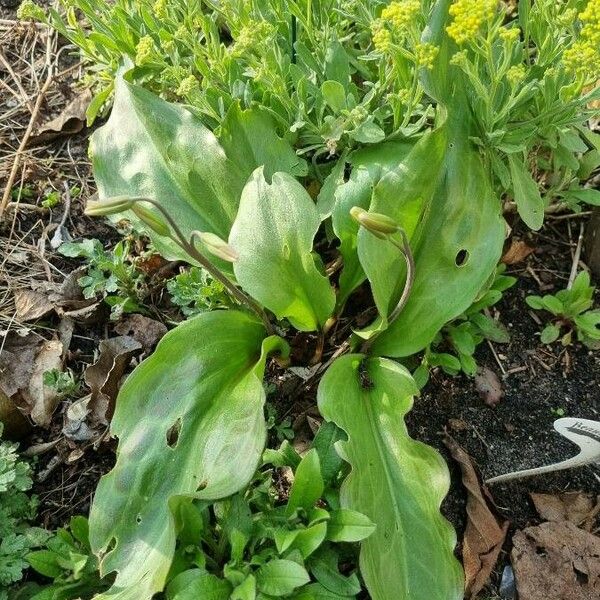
[317,355,463,600]
[229,168,335,331]
[88,311,287,600]
[372,136,505,357]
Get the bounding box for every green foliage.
[167,267,232,316]
[59,238,146,319]
[0,424,50,591]
[33,1,600,599]
[162,434,370,600]
[42,369,80,400]
[415,265,517,380]
[526,271,600,348]
[317,355,463,600]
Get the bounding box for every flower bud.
[132,204,171,237]
[350,206,399,238]
[195,231,239,263]
[85,196,135,216]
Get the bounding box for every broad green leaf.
[372,140,505,357]
[525,295,544,310]
[230,169,335,331]
[310,549,361,596]
[288,522,328,558]
[231,574,257,600]
[541,295,564,315]
[218,103,307,180]
[89,311,286,600]
[311,422,345,486]
[26,550,63,579]
[508,153,544,231]
[562,188,600,206]
[293,582,353,599]
[256,560,311,596]
[90,78,245,264]
[331,141,414,307]
[321,81,347,113]
[316,157,346,221]
[172,573,232,600]
[287,449,324,516]
[326,509,375,542]
[317,355,463,600]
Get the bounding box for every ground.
[1,11,599,600]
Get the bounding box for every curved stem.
[133,198,274,335]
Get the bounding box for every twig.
[567,222,585,290]
[0,48,34,112]
[0,71,53,219]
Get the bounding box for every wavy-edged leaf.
[317,354,463,600]
[229,168,335,331]
[218,103,307,180]
[357,128,447,320]
[89,311,286,599]
[372,135,505,357]
[90,78,245,264]
[508,153,544,231]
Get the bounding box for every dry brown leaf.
[30,89,92,144]
[512,521,600,600]
[444,435,509,598]
[114,314,167,354]
[84,335,141,426]
[530,492,599,532]
[14,289,56,321]
[0,389,30,439]
[474,367,504,407]
[502,240,535,265]
[0,333,63,428]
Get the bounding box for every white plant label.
[486,417,600,484]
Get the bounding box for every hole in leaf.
[166,418,182,448]
[455,249,470,267]
[106,537,117,553]
[343,162,352,183]
[136,514,142,525]
[574,567,588,585]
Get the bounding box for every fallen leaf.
[0,389,30,439]
[512,521,600,599]
[530,492,599,532]
[0,333,63,427]
[30,89,92,145]
[502,239,535,265]
[84,336,141,426]
[444,435,509,598]
[14,289,55,321]
[474,367,504,407]
[114,314,167,354]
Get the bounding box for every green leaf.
[326,509,375,542]
[317,355,463,600]
[540,323,561,344]
[525,295,544,310]
[231,574,257,600]
[256,560,310,597]
[287,449,324,515]
[230,169,335,331]
[507,154,544,230]
[292,582,353,599]
[26,550,62,579]
[373,141,505,357]
[541,295,564,315]
[90,78,245,265]
[311,422,345,486]
[316,157,346,221]
[172,573,232,600]
[321,81,347,113]
[89,311,286,599]
[310,549,361,597]
[349,119,385,144]
[470,313,510,343]
[358,127,447,320]
[288,522,327,559]
[331,141,413,307]
[218,103,307,180]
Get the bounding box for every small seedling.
[526,271,600,348]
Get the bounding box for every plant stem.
[132,198,274,334]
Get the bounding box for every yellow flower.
[135,35,155,66]
[415,42,439,69]
[176,75,200,97]
[506,64,525,86]
[153,0,168,19]
[371,19,393,53]
[563,0,600,80]
[16,0,46,22]
[498,26,520,43]
[231,21,275,57]
[446,0,498,44]
[381,0,420,31]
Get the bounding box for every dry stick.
[0,73,52,219]
[0,48,34,112]
[567,222,585,290]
